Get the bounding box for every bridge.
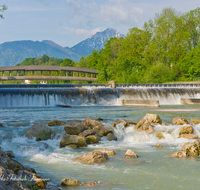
[0,66,99,81]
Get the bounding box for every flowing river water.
[0,85,200,189]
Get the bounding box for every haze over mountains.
[0,28,125,67]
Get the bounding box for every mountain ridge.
[0,28,125,66]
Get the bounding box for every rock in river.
[25,123,52,141]
[60,134,87,148]
[73,151,109,163]
[172,117,189,125]
[61,178,80,186]
[124,149,138,158]
[47,119,65,126]
[64,120,87,135]
[135,117,154,134]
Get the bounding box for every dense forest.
[9,7,200,84]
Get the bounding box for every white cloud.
[100,0,144,25]
[63,27,105,38]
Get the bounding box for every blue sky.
[1,0,200,47]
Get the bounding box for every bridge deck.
[0,66,98,81]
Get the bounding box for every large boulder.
[93,149,116,156]
[81,118,103,129]
[145,113,162,125]
[0,123,3,127]
[86,135,101,144]
[172,117,189,125]
[169,151,187,158]
[64,120,87,135]
[106,133,117,141]
[93,125,114,137]
[179,134,198,139]
[179,125,193,135]
[25,123,52,141]
[181,140,200,156]
[192,119,200,125]
[47,119,65,126]
[155,132,165,139]
[78,129,96,137]
[60,134,87,148]
[124,149,138,158]
[73,151,109,163]
[61,178,80,186]
[135,117,154,134]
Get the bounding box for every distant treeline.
[15,7,200,84]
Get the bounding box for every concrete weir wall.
[181,98,200,105]
[122,99,160,107]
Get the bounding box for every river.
[0,86,200,189]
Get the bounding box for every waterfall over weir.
[0,84,200,107]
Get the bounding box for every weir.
[0,84,200,107]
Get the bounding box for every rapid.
[0,85,200,189]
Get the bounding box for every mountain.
[68,28,125,57]
[0,40,80,67]
[0,28,124,67]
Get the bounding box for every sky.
[1,0,200,47]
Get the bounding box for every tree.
[0,4,7,19]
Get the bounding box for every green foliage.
[75,7,200,83]
[0,4,7,19]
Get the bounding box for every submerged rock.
[60,134,87,148]
[25,123,52,141]
[124,149,138,158]
[73,151,109,163]
[0,123,3,127]
[93,149,116,156]
[82,181,98,186]
[86,135,101,144]
[61,178,81,186]
[64,120,87,135]
[169,151,187,158]
[179,125,193,135]
[135,117,154,134]
[155,132,165,139]
[106,133,117,141]
[47,119,65,126]
[179,134,198,139]
[81,118,103,129]
[172,117,189,125]
[145,113,162,125]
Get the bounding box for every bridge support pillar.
[41,71,43,76]
[50,71,52,76]
[32,71,34,76]
[9,71,11,77]
[17,70,19,76]
[2,71,4,77]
